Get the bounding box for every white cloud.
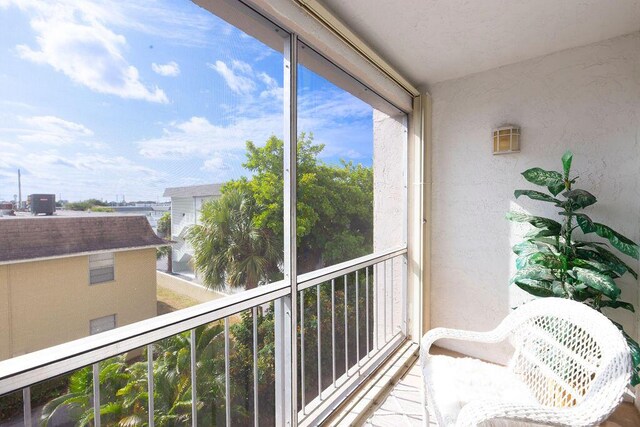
[0,115,98,147]
[138,115,282,159]
[202,154,232,172]
[257,72,277,87]
[231,60,252,74]
[152,61,180,77]
[208,60,256,95]
[9,0,168,103]
[0,145,168,201]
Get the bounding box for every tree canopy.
[224,133,373,275]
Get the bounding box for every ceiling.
[318,0,640,88]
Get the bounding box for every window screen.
[90,314,116,335]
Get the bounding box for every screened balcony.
[2,0,640,426]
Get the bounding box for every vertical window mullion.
[275,30,298,427]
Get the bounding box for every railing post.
[275,297,293,426]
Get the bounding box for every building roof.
[0,216,167,264]
[163,183,223,198]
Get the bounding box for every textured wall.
[0,249,158,360]
[373,109,407,341]
[430,32,640,363]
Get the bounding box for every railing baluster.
[355,270,360,368]
[383,260,388,342]
[92,362,101,427]
[375,263,379,350]
[402,255,408,336]
[147,344,155,427]
[300,289,305,414]
[317,284,322,399]
[344,274,348,376]
[331,278,336,387]
[22,387,31,427]
[390,259,394,335]
[190,329,197,427]
[225,318,231,427]
[366,266,370,357]
[253,307,259,427]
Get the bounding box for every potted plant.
[507,150,640,385]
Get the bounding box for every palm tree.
[187,189,281,291]
[40,322,227,427]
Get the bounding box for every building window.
[89,252,115,285]
[90,314,116,335]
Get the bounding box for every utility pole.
[18,169,22,210]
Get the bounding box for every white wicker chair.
[420,298,632,427]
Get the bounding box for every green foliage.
[188,188,281,290]
[189,133,373,289]
[156,212,172,263]
[89,206,115,213]
[41,322,227,427]
[157,212,171,237]
[65,199,108,211]
[508,150,640,385]
[225,133,373,274]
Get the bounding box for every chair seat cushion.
[423,355,539,426]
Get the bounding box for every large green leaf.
[511,265,557,283]
[575,213,594,232]
[521,168,565,195]
[600,300,635,313]
[529,252,562,269]
[562,189,597,210]
[576,244,638,279]
[516,252,562,270]
[514,189,560,204]
[594,246,639,279]
[551,281,567,297]
[524,228,560,239]
[572,267,621,300]
[513,278,555,297]
[572,258,612,274]
[578,220,639,259]
[506,211,562,233]
[561,150,573,179]
[512,241,540,256]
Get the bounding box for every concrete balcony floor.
[363,348,640,427]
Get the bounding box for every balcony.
[1,0,640,426]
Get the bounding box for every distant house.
[0,216,166,360]
[163,184,222,275]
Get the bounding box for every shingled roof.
[0,216,167,264]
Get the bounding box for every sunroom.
[0,0,639,426]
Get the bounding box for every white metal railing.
[297,249,407,426]
[0,248,407,426]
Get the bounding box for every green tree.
[156,212,173,273]
[227,133,373,273]
[40,322,226,427]
[187,188,281,291]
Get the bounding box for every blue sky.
[0,0,373,202]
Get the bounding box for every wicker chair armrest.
[420,326,510,361]
[456,399,595,427]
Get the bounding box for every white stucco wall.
[373,109,408,342]
[430,32,640,364]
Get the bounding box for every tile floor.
[364,357,640,427]
[363,360,428,427]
